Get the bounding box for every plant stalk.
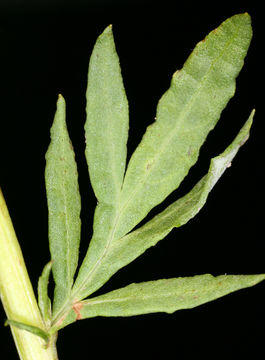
[0,188,58,360]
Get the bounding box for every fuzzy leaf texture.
[72,13,253,302]
[54,110,258,329]
[61,110,254,308]
[70,25,129,302]
[57,274,265,329]
[45,95,81,316]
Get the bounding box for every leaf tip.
[252,273,265,285]
[57,93,65,104]
[243,12,251,19]
[237,12,252,26]
[102,24,113,36]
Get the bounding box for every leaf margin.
[38,261,53,325]
[55,273,265,330]
[45,94,81,317]
[72,14,253,302]
[70,110,254,300]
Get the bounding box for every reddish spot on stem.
[73,302,83,320]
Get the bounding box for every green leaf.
[114,110,254,257]
[58,274,265,328]
[72,25,129,299]
[72,14,252,301]
[85,25,129,204]
[117,13,252,239]
[70,110,254,300]
[45,95,81,316]
[38,261,52,325]
[5,319,49,344]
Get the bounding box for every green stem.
[0,189,58,360]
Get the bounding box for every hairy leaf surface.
[70,111,254,299]
[72,25,129,299]
[58,274,265,329]
[117,13,252,239]
[85,25,129,204]
[72,14,252,301]
[45,95,81,316]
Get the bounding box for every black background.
[0,1,264,359]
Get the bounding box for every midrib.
[62,140,71,290]
[72,22,240,301]
[113,24,240,238]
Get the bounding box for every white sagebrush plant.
[0,13,264,360]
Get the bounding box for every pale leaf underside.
[45,95,81,316]
[70,26,129,306]
[72,14,254,302]
[65,111,255,303]
[43,14,264,332]
[58,274,265,329]
[117,14,252,239]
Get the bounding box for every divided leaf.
[72,25,129,299]
[117,13,252,239]
[69,111,254,299]
[85,25,129,204]
[113,110,254,257]
[72,14,253,301]
[58,274,265,329]
[45,95,81,316]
